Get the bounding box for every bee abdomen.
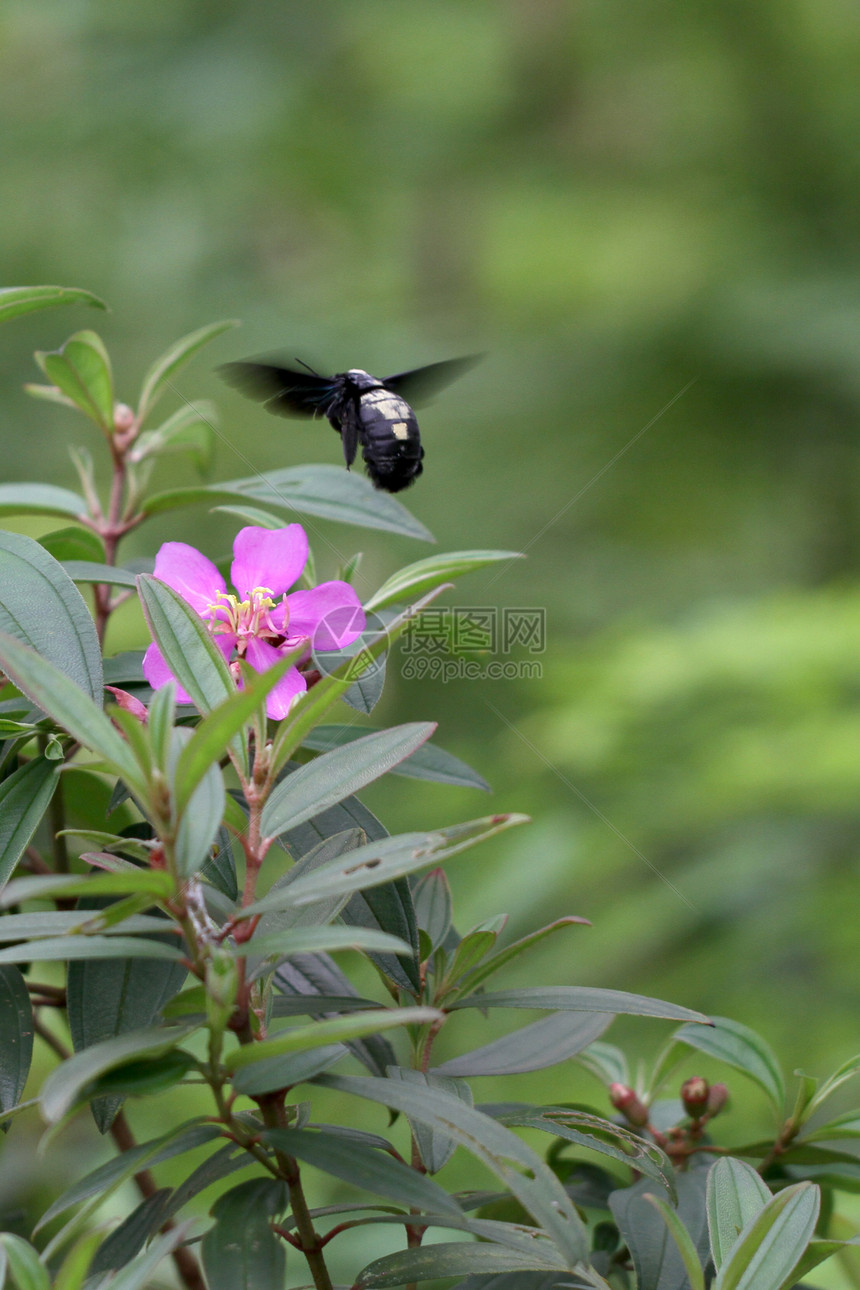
[358,389,424,491]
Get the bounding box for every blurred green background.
[4,0,860,1277]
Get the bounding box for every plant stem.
[257,1094,334,1290]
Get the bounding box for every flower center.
[207,587,287,647]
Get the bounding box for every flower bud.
[609,1082,649,1127]
[706,1082,729,1117]
[113,402,135,432]
[681,1076,710,1117]
[105,685,148,723]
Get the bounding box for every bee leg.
[336,410,359,469]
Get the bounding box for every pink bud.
[681,1076,710,1117]
[609,1083,649,1127]
[706,1083,729,1117]
[113,403,135,432]
[105,686,148,723]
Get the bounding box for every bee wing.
[219,360,335,418]
[382,355,482,407]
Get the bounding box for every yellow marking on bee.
[391,422,409,440]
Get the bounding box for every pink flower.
[142,525,366,719]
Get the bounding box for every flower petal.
[286,582,366,652]
[244,636,307,719]
[230,525,308,598]
[142,641,193,705]
[152,542,226,617]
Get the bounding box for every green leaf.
[0,756,60,890]
[40,1024,197,1124]
[355,1241,568,1287]
[317,1072,588,1265]
[0,484,86,521]
[61,561,138,588]
[131,401,218,467]
[0,633,145,794]
[247,828,365,934]
[448,987,710,1024]
[168,726,225,880]
[643,1193,706,1290]
[230,1043,346,1095]
[707,1159,772,1270]
[0,966,33,1116]
[0,871,173,908]
[0,285,106,324]
[413,868,452,949]
[201,1178,287,1290]
[225,1006,440,1073]
[0,937,184,967]
[261,723,436,839]
[211,503,290,530]
[40,527,105,563]
[144,463,435,541]
[386,1068,473,1174]
[264,1126,463,1215]
[252,815,529,910]
[0,532,103,702]
[52,1230,105,1290]
[452,917,590,995]
[94,1225,193,1290]
[36,330,114,430]
[436,1011,612,1077]
[36,1120,222,1234]
[67,904,188,1133]
[674,1016,785,1115]
[713,1182,820,1290]
[304,724,491,790]
[610,1171,711,1290]
[88,1190,172,1278]
[365,549,524,612]
[137,320,239,423]
[236,925,411,963]
[491,1104,675,1199]
[807,1052,860,1117]
[0,1235,50,1290]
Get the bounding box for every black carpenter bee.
[219,354,479,493]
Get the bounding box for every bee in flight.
[219,354,479,493]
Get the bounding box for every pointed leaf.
[490,1104,675,1199]
[201,1178,287,1290]
[0,871,173,908]
[0,484,86,521]
[137,320,239,422]
[713,1182,820,1290]
[230,1043,346,1095]
[643,1194,706,1290]
[0,285,106,323]
[304,724,491,790]
[95,1225,192,1290]
[40,527,105,564]
[234,925,411,962]
[264,1126,463,1214]
[261,723,436,839]
[0,937,184,967]
[61,561,137,587]
[88,1190,173,1276]
[455,918,590,994]
[674,1016,785,1115]
[266,815,529,908]
[37,330,113,429]
[0,966,33,1115]
[67,904,187,1132]
[0,756,60,889]
[610,1171,711,1290]
[436,1011,612,1076]
[0,1235,49,1290]
[317,1072,589,1264]
[170,728,225,879]
[225,1007,440,1073]
[0,531,102,701]
[707,1159,772,1270]
[386,1068,473,1174]
[365,549,524,612]
[40,1024,196,1124]
[144,463,435,541]
[448,987,710,1024]
[0,633,143,793]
